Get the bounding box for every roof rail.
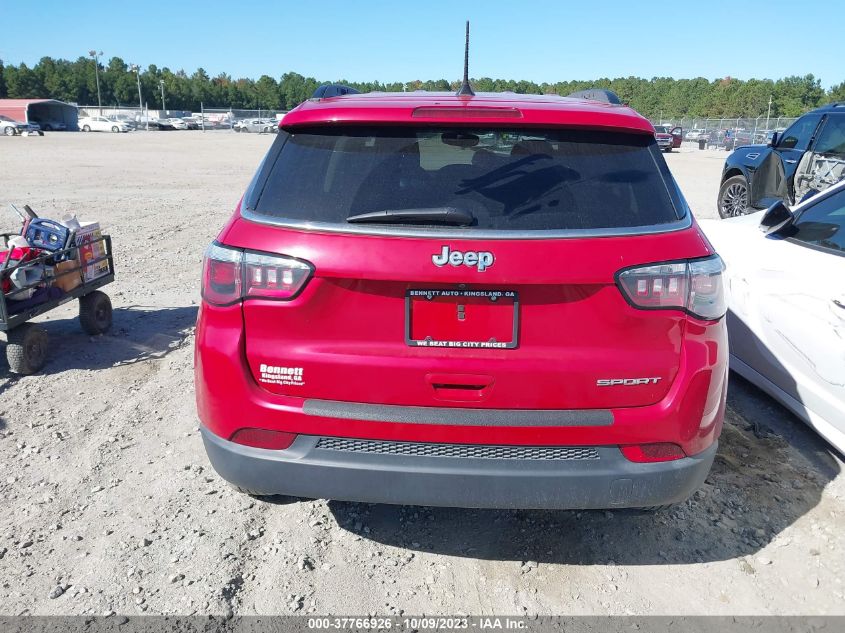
[567,89,621,105]
[311,84,360,99]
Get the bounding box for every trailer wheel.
[6,323,49,375]
[79,291,113,335]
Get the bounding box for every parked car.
[0,115,42,136]
[652,124,683,152]
[195,85,728,510]
[717,103,845,217]
[148,118,175,131]
[78,116,132,133]
[167,118,189,130]
[108,115,136,130]
[205,115,232,129]
[720,128,754,151]
[700,181,845,454]
[753,129,783,145]
[685,129,708,142]
[235,118,277,133]
[29,117,67,131]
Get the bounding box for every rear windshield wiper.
[346,207,474,226]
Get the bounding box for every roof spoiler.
[311,84,360,99]
[567,89,621,105]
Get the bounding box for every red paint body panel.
[194,299,727,457]
[282,92,654,134]
[197,217,726,457]
[220,217,714,412]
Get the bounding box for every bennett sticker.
[259,364,305,386]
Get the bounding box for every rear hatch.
[227,126,709,410]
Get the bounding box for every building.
[0,99,79,131]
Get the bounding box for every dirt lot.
[0,133,843,617]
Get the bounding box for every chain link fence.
[76,105,800,146]
[77,106,288,132]
[202,108,287,133]
[652,116,799,151]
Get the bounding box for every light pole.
[130,64,146,130]
[765,94,773,132]
[89,50,103,115]
[130,64,143,110]
[159,79,166,114]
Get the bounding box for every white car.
[234,118,277,133]
[79,116,132,133]
[700,181,845,454]
[685,128,708,142]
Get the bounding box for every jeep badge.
[432,246,494,272]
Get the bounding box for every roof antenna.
[456,21,475,97]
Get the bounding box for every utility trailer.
[1,231,114,374]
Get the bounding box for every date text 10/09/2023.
[307,617,527,630]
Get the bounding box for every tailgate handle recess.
[426,373,493,402]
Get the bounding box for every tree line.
[1,56,843,119]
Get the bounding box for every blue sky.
[2,0,842,88]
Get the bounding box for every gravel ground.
[0,132,843,616]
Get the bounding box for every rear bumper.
[201,426,717,509]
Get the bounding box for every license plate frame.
[405,288,519,350]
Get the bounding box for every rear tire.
[5,323,49,375]
[79,291,113,335]
[82,125,91,132]
[718,175,750,218]
[111,126,119,133]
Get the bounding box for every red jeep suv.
[195,86,728,509]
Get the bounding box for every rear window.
[249,127,683,232]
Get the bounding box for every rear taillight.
[616,255,726,320]
[202,242,313,306]
[202,243,242,305]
